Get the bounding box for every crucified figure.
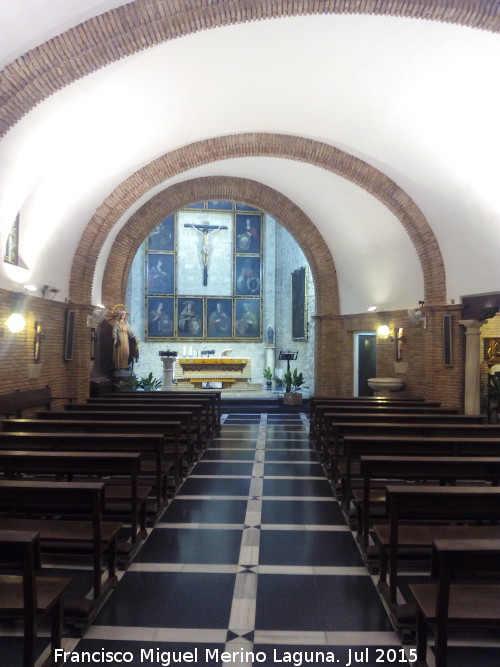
[185,221,228,285]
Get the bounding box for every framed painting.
[291,267,307,340]
[147,296,174,339]
[235,256,261,295]
[207,201,233,211]
[206,298,233,338]
[236,202,260,212]
[147,253,175,294]
[148,215,175,251]
[235,298,261,339]
[177,297,203,338]
[4,212,19,265]
[235,214,261,254]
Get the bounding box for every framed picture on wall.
[291,267,307,340]
[235,256,261,295]
[206,298,233,338]
[146,296,174,338]
[148,215,175,251]
[147,253,175,294]
[235,214,261,254]
[177,297,203,338]
[235,298,261,339]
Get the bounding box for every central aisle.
[75,410,403,664]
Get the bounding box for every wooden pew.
[0,530,71,667]
[0,480,123,630]
[373,486,500,625]
[409,539,500,667]
[62,403,206,456]
[309,396,439,441]
[312,403,458,449]
[0,385,75,418]
[2,417,186,487]
[0,431,172,515]
[327,423,500,478]
[0,450,148,548]
[338,435,500,509]
[113,389,221,433]
[321,412,487,458]
[85,396,213,444]
[355,455,500,560]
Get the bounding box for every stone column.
[459,319,482,415]
[161,357,175,390]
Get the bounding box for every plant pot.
[266,382,272,390]
[283,392,302,405]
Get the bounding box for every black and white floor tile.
[2,410,499,666]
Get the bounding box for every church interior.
[1,2,500,666]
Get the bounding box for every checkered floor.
[2,411,499,666]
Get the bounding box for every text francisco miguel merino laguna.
[54,646,417,665]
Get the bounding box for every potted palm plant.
[283,368,306,405]
[488,374,500,422]
[263,366,273,389]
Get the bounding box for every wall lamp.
[5,312,26,333]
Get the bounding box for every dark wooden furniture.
[373,486,500,621]
[0,449,148,548]
[409,539,500,667]
[355,455,500,557]
[0,480,123,629]
[0,530,71,667]
[0,386,74,418]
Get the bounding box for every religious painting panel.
[206,298,233,339]
[235,256,261,296]
[177,297,203,338]
[148,215,175,251]
[146,296,174,339]
[147,253,175,294]
[207,201,234,211]
[236,202,260,212]
[235,214,261,254]
[291,267,307,340]
[235,298,261,339]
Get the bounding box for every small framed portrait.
[148,215,175,251]
[235,256,261,296]
[235,214,261,254]
[291,267,307,340]
[147,297,174,338]
[147,253,175,294]
[235,298,261,339]
[206,298,233,338]
[177,297,203,338]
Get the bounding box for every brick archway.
[73,134,446,310]
[0,1,497,139]
[102,175,339,316]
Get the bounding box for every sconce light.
[377,325,391,338]
[6,312,26,333]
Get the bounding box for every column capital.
[459,319,483,333]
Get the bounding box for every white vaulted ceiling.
[0,1,499,313]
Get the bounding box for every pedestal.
[266,346,276,381]
[161,357,175,390]
[459,319,482,415]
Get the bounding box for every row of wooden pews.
[0,387,220,665]
[309,396,500,667]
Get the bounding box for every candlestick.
[189,346,193,356]
[183,346,186,356]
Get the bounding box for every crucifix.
[184,221,228,286]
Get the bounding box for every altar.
[174,357,251,389]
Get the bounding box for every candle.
[183,346,186,356]
[189,346,193,356]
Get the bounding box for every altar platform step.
[220,397,310,414]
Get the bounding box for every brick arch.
[0,1,497,139]
[72,133,446,309]
[101,176,339,316]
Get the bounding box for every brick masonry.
[2,1,495,402]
